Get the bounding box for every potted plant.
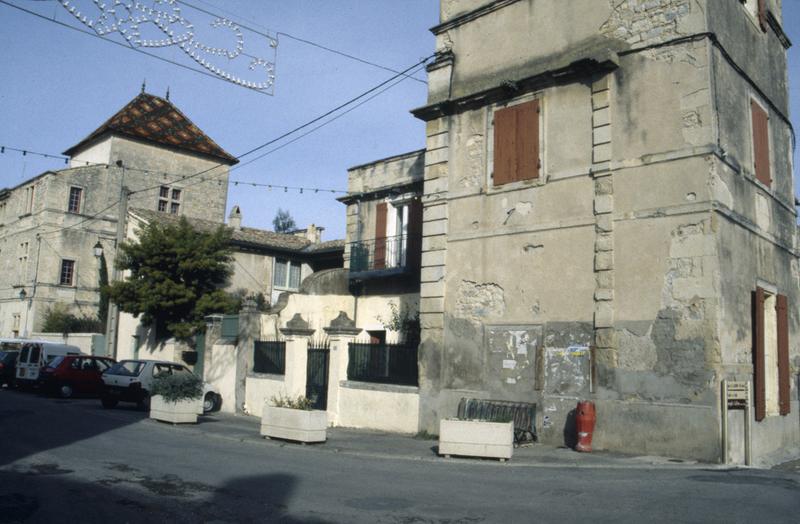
[260,394,327,443]
[438,417,514,461]
[149,372,204,424]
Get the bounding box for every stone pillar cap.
[324,311,362,336]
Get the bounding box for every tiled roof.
[63,93,238,164]
[130,208,343,254]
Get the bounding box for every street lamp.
[93,241,104,258]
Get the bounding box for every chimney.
[306,224,322,243]
[229,205,242,230]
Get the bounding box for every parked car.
[15,341,84,388]
[38,355,116,398]
[101,359,221,413]
[0,350,20,387]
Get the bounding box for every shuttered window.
[493,99,540,186]
[757,0,767,31]
[752,287,791,421]
[374,202,387,270]
[405,199,423,272]
[751,100,771,187]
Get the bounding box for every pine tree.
[272,208,297,233]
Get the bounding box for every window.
[18,242,29,284]
[67,187,82,213]
[492,98,540,186]
[753,287,790,420]
[741,0,767,31]
[158,185,181,214]
[273,259,301,290]
[59,259,75,286]
[750,99,771,187]
[22,185,35,215]
[372,199,423,270]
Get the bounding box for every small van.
[15,340,84,386]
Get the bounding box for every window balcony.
[348,234,419,279]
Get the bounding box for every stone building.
[407,0,798,463]
[0,91,236,337]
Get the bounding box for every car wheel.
[203,392,220,413]
[137,392,151,411]
[58,383,74,399]
[101,396,118,409]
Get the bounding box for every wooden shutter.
[405,198,423,272]
[753,287,766,421]
[777,294,790,416]
[757,0,768,32]
[493,99,539,186]
[374,202,387,270]
[751,100,771,187]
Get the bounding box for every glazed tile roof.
[63,93,238,164]
[130,208,343,254]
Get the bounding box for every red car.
[38,355,116,398]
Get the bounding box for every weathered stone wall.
[416,0,798,462]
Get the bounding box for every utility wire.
[31,54,434,237]
[174,0,426,84]
[0,0,273,96]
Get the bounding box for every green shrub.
[151,373,203,402]
[270,393,313,411]
[42,306,104,334]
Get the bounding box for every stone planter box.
[438,419,514,461]
[150,395,202,424]
[261,405,327,443]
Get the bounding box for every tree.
[106,217,238,341]
[272,208,297,233]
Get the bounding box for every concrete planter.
[261,405,327,443]
[438,419,514,461]
[149,395,202,424]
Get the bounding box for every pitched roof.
[63,93,238,164]
[129,208,343,255]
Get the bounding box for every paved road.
[1,388,798,523]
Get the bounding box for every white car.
[101,359,221,413]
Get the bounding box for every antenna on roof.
[141,79,146,94]
[166,87,170,101]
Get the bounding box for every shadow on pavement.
[0,468,329,523]
[0,389,145,467]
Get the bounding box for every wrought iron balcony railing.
[349,234,410,274]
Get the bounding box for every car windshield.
[47,356,65,369]
[106,361,145,376]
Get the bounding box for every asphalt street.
[0,388,798,523]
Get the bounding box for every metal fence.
[253,340,286,375]
[349,234,408,273]
[347,342,418,386]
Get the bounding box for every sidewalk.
[156,410,729,470]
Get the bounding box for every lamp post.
[18,288,28,338]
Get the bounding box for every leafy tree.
[97,252,109,326]
[106,217,238,341]
[272,208,297,233]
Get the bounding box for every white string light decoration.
[58,0,277,93]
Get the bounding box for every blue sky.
[0,1,798,240]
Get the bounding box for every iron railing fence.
[347,342,418,386]
[253,340,286,375]
[349,234,408,273]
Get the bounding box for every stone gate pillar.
[323,311,362,425]
[236,297,261,414]
[279,313,315,399]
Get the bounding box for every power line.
[30,54,435,237]
[174,0,426,84]
[0,0,274,96]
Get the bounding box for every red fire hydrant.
[575,400,596,452]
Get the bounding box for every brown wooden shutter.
[753,287,766,421]
[751,100,771,187]
[777,294,790,416]
[493,99,539,186]
[374,202,387,270]
[405,198,423,272]
[757,0,768,32]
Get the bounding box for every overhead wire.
[174,0,426,84]
[27,53,434,237]
[0,0,274,96]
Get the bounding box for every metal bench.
[457,398,537,444]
